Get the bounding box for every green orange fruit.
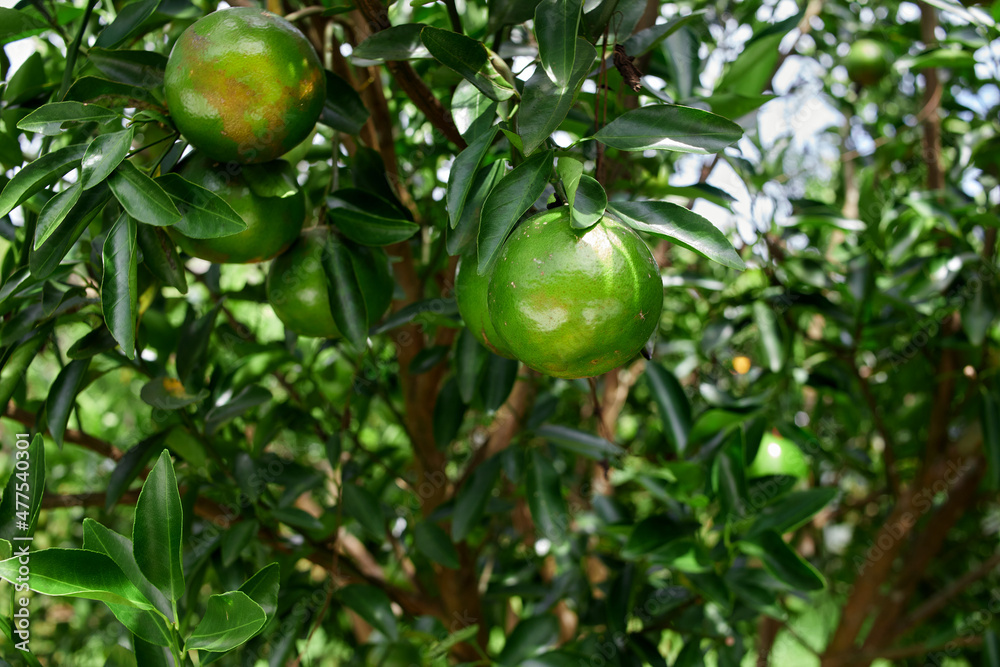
[747,432,809,479]
[455,255,515,358]
[164,7,326,164]
[487,207,662,379]
[844,39,892,87]
[168,153,304,263]
[266,227,394,338]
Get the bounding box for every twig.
[892,551,1000,635]
[443,0,463,34]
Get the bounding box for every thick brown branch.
[918,1,945,191]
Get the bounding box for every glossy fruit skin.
[164,8,326,164]
[455,255,516,358]
[845,39,891,87]
[266,227,394,338]
[168,153,304,263]
[747,432,809,479]
[488,208,662,379]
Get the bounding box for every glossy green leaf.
[421,26,515,102]
[0,327,48,408]
[452,455,502,541]
[322,234,368,348]
[81,128,134,190]
[483,354,519,411]
[447,160,506,256]
[714,440,748,523]
[497,615,560,665]
[175,303,221,387]
[0,8,46,43]
[0,549,154,609]
[0,143,87,218]
[739,530,825,591]
[570,175,606,229]
[339,585,399,641]
[0,433,45,541]
[133,450,185,601]
[82,519,172,620]
[456,327,487,403]
[342,484,384,537]
[518,39,596,155]
[87,48,167,88]
[239,562,280,621]
[645,362,692,454]
[133,635,172,667]
[95,0,161,49]
[476,150,553,274]
[17,102,119,136]
[746,487,838,537]
[102,213,138,360]
[64,77,162,110]
[983,389,1000,491]
[717,32,784,98]
[220,519,259,568]
[204,385,271,435]
[109,162,180,227]
[33,182,82,249]
[320,70,370,135]
[413,521,460,569]
[448,126,499,229]
[452,80,498,142]
[536,424,623,460]
[351,23,429,63]
[102,598,171,647]
[623,516,688,558]
[66,327,118,359]
[555,156,583,210]
[156,173,245,238]
[608,200,745,270]
[526,449,569,543]
[136,224,187,292]
[184,591,266,652]
[327,192,420,246]
[593,105,743,154]
[534,0,583,88]
[623,12,704,57]
[105,431,169,511]
[44,358,90,448]
[753,301,783,372]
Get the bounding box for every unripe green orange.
[455,255,516,358]
[164,8,325,164]
[488,208,662,379]
[844,39,892,87]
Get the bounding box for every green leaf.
[105,432,169,510]
[986,630,1000,667]
[133,636,171,667]
[132,450,184,601]
[623,12,704,57]
[622,516,691,559]
[674,641,704,667]
[739,530,825,591]
[136,224,187,292]
[175,303,221,387]
[476,150,553,274]
[351,23,430,63]
[0,433,45,540]
[204,385,271,435]
[413,521,460,569]
[747,487,838,537]
[0,327,48,408]
[593,104,743,154]
[238,562,280,621]
[33,182,82,250]
[526,448,569,543]
[905,48,978,70]
[534,0,583,88]
[87,48,166,88]
[421,26,515,101]
[81,128,134,190]
[518,39,596,155]
[44,358,90,448]
[156,173,245,238]
[65,77,162,110]
[608,200,745,270]
[342,484,384,537]
[753,301,783,372]
[322,234,368,348]
[103,597,171,647]
[448,126,499,229]
[339,585,399,641]
[983,389,1000,491]
[536,424,623,460]
[644,362,692,454]
[452,80,498,143]
[483,354,519,411]
[139,377,207,410]
[320,70,370,135]
[497,615,560,665]
[0,143,87,218]
[717,31,784,97]
[109,162,180,227]
[570,175,606,229]
[30,184,112,279]
[95,0,161,49]
[713,440,748,523]
[102,213,138,359]
[82,519,172,620]
[0,549,154,609]
[241,162,298,199]
[555,156,583,211]
[0,8,46,43]
[17,102,119,136]
[452,455,501,541]
[328,191,420,246]
[433,376,466,447]
[220,520,259,568]
[184,591,266,652]
[447,160,506,256]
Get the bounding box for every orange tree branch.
[4,402,124,461]
[918,1,945,191]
